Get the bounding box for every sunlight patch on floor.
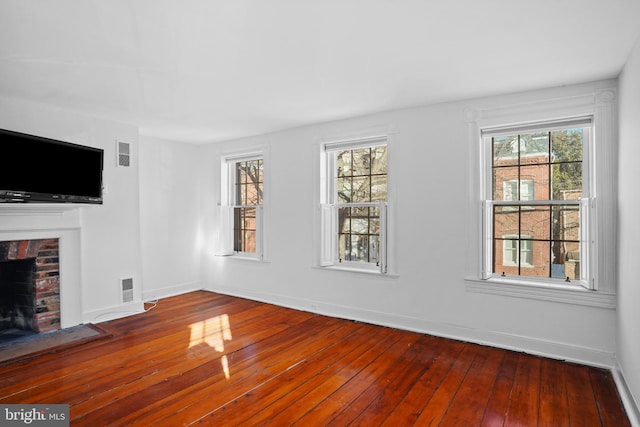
[189,314,232,378]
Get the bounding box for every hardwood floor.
[0,291,630,426]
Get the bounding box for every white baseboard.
[613,360,640,427]
[207,286,615,369]
[142,281,202,302]
[84,301,145,324]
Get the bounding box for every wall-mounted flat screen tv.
[0,128,104,204]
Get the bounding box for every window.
[319,136,389,273]
[465,89,617,307]
[483,119,590,285]
[220,153,264,259]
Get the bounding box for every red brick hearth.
[0,238,60,333]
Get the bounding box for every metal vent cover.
[117,141,130,167]
[121,277,134,303]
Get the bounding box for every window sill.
[315,265,399,278]
[216,254,269,263]
[464,276,615,309]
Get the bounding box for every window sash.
[220,205,263,259]
[483,199,591,288]
[320,202,387,273]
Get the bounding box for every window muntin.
[486,123,589,283]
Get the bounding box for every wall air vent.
[121,277,134,303]
[117,141,130,167]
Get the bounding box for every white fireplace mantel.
[0,203,93,216]
[0,205,86,328]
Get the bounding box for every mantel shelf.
[0,203,92,216]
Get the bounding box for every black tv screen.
[0,128,104,204]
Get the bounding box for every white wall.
[0,97,143,323]
[201,80,618,369]
[617,35,640,424]
[138,136,204,300]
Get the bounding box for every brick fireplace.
[0,238,60,333]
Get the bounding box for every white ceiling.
[1,1,639,144]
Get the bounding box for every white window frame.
[317,134,394,275]
[219,151,265,260]
[464,89,617,309]
[483,118,592,287]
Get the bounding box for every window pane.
[371,146,387,174]
[338,207,351,233]
[337,151,352,177]
[494,206,519,238]
[233,207,256,253]
[551,128,582,163]
[351,177,371,202]
[520,164,549,200]
[553,240,581,280]
[350,235,369,262]
[351,148,372,176]
[493,167,519,200]
[552,163,582,200]
[519,132,550,165]
[337,177,352,203]
[552,205,580,241]
[519,241,550,277]
[493,135,519,166]
[520,205,551,240]
[371,175,387,202]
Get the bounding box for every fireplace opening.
[0,258,37,342]
[0,239,61,343]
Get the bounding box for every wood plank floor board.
[292,330,422,426]
[565,363,607,427]
[192,322,377,426]
[377,335,462,426]
[128,318,366,426]
[589,368,632,427]
[249,325,404,427]
[412,343,482,426]
[347,335,447,426]
[75,314,343,425]
[480,350,520,426]
[538,358,570,427]
[0,291,630,426]
[504,353,542,426]
[437,345,506,426]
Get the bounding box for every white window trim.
[464,88,617,309]
[315,128,397,276]
[218,150,267,261]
